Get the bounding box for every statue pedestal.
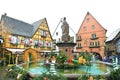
[61,35,70,42]
[56,42,76,59]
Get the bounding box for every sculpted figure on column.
[61,17,70,42]
[61,17,69,35]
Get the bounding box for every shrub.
[5,65,28,80]
[56,51,68,64]
[33,73,67,80]
[110,67,120,80]
[78,75,107,80]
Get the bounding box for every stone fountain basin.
[16,61,115,78]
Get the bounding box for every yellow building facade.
[0,13,53,64]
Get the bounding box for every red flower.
[68,59,72,64]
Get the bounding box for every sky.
[0,0,120,37]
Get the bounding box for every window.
[24,38,30,45]
[91,25,95,30]
[90,41,100,48]
[40,30,46,37]
[83,26,87,31]
[79,43,81,47]
[56,32,58,36]
[91,34,96,38]
[95,42,97,46]
[87,18,90,22]
[90,42,94,46]
[97,41,100,46]
[53,39,56,43]
[77,43,82,48]
[77,36,81,41]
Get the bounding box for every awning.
[6,48,25,54]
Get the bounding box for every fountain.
[16,17,115,79]
[56,17,76,59]
[16,56,114,78]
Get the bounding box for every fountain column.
[56,17,76,59]
[49,60,56,74]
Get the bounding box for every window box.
[76,47,82,49]
[90,37,98,40]
[89,46,100,48]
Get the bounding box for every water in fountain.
[91,55,95,61]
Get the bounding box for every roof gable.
[77,12,107,35]
[1,15,33,37]
[44,18,53,41]
[1,14,46,38]
[106,28,120,42]
[32,18,44,34]
[32,18,53,41]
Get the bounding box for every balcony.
[89,45,100,48]
[76,46,82,49]
[90,37,98,40]
[76,39,82,41]
[41,35,46,38]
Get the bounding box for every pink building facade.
[76,12,107,59]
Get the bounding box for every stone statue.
[61,17,69,35]
[61,17,70,42]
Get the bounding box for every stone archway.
[23,48,37,62]
[93,52,102,60]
